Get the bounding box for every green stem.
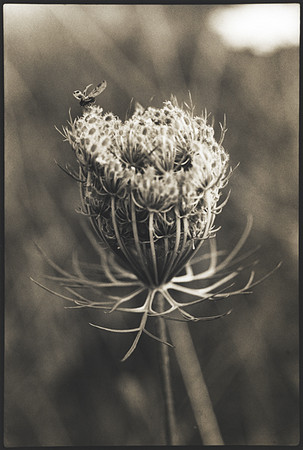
[157,293,179,445]
[167,320,224,445]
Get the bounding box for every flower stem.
[157,293,179,445]
[167,320,224,445]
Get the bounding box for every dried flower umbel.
[34,85,271,360]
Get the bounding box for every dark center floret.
[118,143,149,172]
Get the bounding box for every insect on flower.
[73,81,107,108]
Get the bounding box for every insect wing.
[82,84,93,97]
[88,80,107,98]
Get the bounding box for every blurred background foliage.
[4,4,299,446]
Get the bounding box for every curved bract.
[31,216,279,361]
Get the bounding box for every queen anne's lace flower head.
[34,86,275,361]
[62,98,230,287]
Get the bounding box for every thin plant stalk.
[167,319,224,445]
[157,293,179,445]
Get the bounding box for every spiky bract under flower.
[32,217,278,361]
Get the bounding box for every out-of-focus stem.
[167,320,224,445]
[157,293,179,445]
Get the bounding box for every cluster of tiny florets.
[61,99,230,287]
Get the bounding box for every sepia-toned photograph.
[4,3,299,446]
